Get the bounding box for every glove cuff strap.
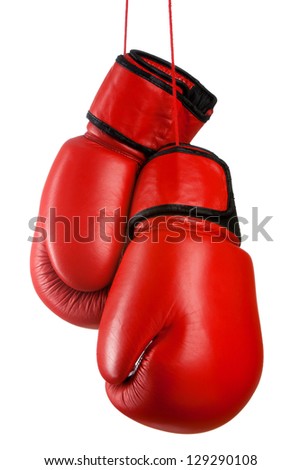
[129,145,241,242]
[87,51,217,155]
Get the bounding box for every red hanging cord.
[168,0,180,146]
[124,0,179,145]
[124,0,129,54]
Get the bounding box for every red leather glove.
[30,51,216,328]
[97,144,263,433]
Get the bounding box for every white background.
[1,0,300,468]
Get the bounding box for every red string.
[124,0,179,145]
[168,0,180,147]
[124,0,129,55]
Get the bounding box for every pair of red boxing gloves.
[30,50,263,434]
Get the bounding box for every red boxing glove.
[97,144,263,433]
[30,51,217,328]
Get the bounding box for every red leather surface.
[125,54,189,92]
[130,150,229,215]
[142,57,195,89]
[31,239,107,329]
[89,62,205,150]
[97,145,263,433]
[39,136,137,292]
[31,53,215,327]
[97,218,263,433]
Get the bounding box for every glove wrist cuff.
[87,51,217,156]
[129,145,241,241]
